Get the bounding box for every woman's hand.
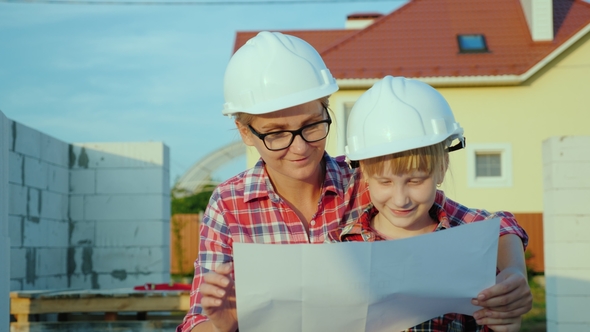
[471,267,532,331]
[200,263,238,332]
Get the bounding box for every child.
[339,76,531,332]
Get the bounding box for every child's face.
[366,168,438,238]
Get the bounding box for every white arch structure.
[175,140,245,195]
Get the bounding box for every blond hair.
[360,141,448,182]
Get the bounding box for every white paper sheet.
[233,217,500,332]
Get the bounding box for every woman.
[177,32,530,332]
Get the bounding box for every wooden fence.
[169,212,545,275]
[170,214,201,275]
[513,213,544,273]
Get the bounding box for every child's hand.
[200,263,238,332]
[471,267,532,331]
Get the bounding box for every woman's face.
[238,100,328,185]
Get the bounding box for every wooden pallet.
[10,288,190,324]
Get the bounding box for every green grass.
[520,276,546,332]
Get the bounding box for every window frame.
[457,34,489,53]
[467,143,513,188]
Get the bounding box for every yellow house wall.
[245,31,589,214]
[331,31,590,213]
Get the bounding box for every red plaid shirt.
[177,153,369,332]
[337,190,529,332]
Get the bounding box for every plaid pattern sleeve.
[176,154,368,332]
[434,190,529,249]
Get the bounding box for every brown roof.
[233,0,590,82]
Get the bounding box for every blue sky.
[0,0,407,186]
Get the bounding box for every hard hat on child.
[222,31,338,116]
[345,76,465,161]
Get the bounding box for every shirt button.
[310,220,316,226]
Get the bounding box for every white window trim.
[467,143,513,188]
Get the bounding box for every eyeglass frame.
[247,108,332,151]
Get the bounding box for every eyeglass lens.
[264,121,330,150]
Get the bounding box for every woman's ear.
[236,120,255,147]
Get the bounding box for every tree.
[171,184,216,215]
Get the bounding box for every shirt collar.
[340,189,453,241]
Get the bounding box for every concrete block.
[92,247,166,274]
[70,246,94,276]
[42,275,68,289]
[96,272,168,289]
[69,273,97,290]
[47,164,69,194]
[40,191,68,221]
[163,168,170,193]
[10,248,26,279]
[9,184,26,217]
[22,278,39,290]
[8,216,22,247]
[544,162,590,190]
[71,142,169,169]
[40,132,69,167]
[10,279,22,291]
[85,195,167,221]
[26,187,41,219]
[23,218,68,248]
[543,136,590,164]
[546,293,590,323]
[95,220,168,247]
[0,237,8,325]
[547,321,590,332]
[22,275,68,290]
[24,156,48,190]
[70,169,95,194]
[7,119,14,151]
[163,145,169,172]
[96,168,166,195]
[36,248,67,276]
[544,242,590,269]
[69,195,84,221]
[70,220,94,246]
[8,151,23,185]
[543,188,590,216]
[545,270,590,296]
[544,215,590,243]
[13,121,41,159]
[163,195,171,222]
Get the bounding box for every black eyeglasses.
[248,110,332,151]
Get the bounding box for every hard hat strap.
[447,137,466,152]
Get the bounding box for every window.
[476,153,501,177]
[467,143,512,187]
[457,34,489,53]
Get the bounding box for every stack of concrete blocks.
[543,136,590,331]
[1,111,10,332]
[6,117,170,292]
[69,142,171,289]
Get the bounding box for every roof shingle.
[233,0,590,82]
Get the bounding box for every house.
[234,0,590,271]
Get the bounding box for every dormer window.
[457,34,489,53]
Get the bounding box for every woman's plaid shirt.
[336,190,529,332]
[177,154,370,332]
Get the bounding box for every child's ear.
[236,120,255,147]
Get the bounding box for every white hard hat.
[345,76,464,161]
[222,31,339,116]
